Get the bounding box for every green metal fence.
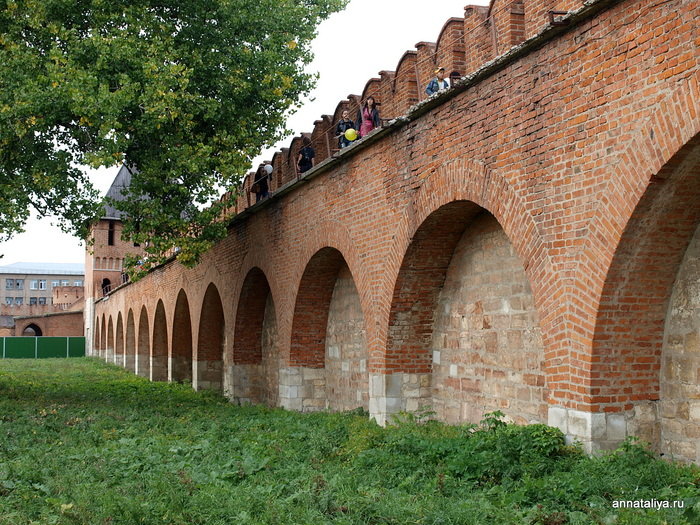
[0,337,85,358]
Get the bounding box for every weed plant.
[0,359,698,524]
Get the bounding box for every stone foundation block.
[548,404,660,453]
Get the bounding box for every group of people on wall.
[251,66,455,203]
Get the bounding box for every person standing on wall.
[335,110,356,149]
[297,136,315,174]
[252,162,272,202]
[425,66,450,96]
[356,96,380,138]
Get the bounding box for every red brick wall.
[491,0,526,55]
[14,312,84,337]
[171,290,193,382]
[137,306,150,377]
[115,313,124,366]
[391,51,419,117]
[89,0,699,452]
[525,0,585,39]
[290,248,345,368]
[435,19,466,80]
[463,6,491,75]
[86,219,143,300]
[125,310,135,372]
[195,284,225,390]
[152,300,168,381]
[431,212,546,425]
[325,263,368,411]
[233,268,269,365]
[415,42,437,102]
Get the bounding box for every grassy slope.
[0,358,698,525]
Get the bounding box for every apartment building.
[0,262,84,310]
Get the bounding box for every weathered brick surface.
[325,264,368,411]
[171,290,193,382]
[115,313,124,367]
[13,311,83,337]
[660,224,700,463]
[125,310,135,372]
[152,300,168,381]
[106,316,114,362]
[435,19,466,80]
[137,307,150,378]
[195,285,225,391]
[88,0,700,455]
[261,295,281,406]
[431,212,545,425]
[289,248,347,368]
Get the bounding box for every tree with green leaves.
[0,0,346,269]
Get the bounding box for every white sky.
[0,0,489,265]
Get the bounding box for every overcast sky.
[0,0,489,266]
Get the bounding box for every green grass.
[0,359,698,524]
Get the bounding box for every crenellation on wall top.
[242,0,615,212]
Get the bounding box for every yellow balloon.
[344,128,357,141]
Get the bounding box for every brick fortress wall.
[88,0,700,458]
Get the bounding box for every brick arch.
[100,313,106,358]
[93,316,100,356]
[287,246,368,412]
[286,221,372,363]
[107,316,114,362]
[290,248,348,368]
[152,300,168,382]
[196,283,225,391]
[232,248,283,338]
[115,313,124,367]
[125,309,136,372]
[137,306,150,378]
[229,267,278,404]
[19,322,43,336]
[385,201,483,374]
[589,133,700,413]
[172,289,193,383]
[573,79,700,409]
[378,158,555,369]
[660,221,700,461]
[233,267,273,366]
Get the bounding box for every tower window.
[108,220,115,246]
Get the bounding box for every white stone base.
[136,356,149,378]
[368,373,432,425]
[226,363,264,403]
[151,355,168,382]
[547,405,654,453]
[278,367,328,412]
[169,356,192,383]
[193,359,223,391]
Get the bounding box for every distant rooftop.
[0,262,84,275]
[103,164,133,220]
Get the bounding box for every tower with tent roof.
[84,165,144,353]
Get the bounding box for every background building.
[0,262,85,336]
